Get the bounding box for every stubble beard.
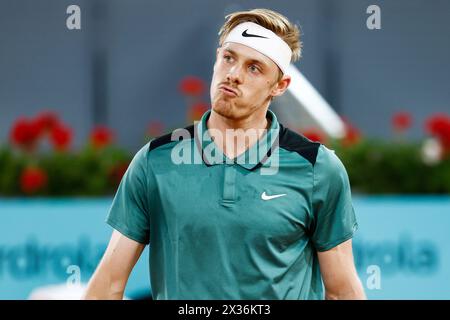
[212,99,239,119]
[212,91,265,122]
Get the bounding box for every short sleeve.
[310,145,358,252]
[105,143,152,244]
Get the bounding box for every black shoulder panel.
[149,124,195,152]
[278,123,321,166]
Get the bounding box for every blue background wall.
[1,196,449,299]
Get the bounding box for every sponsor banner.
[0,196,449,299]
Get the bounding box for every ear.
[270,75,291,98]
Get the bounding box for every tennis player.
[84,8,366,300]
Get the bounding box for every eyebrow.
[224,48,267,69]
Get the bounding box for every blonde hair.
[218,8,302,63]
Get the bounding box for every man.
[84,8,366,300]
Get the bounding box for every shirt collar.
[194,109,280,170]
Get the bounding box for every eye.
[223,54,233,63]
[248,65,261,74]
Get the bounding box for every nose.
[226,64,243,84]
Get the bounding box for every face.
[210,42,290,121]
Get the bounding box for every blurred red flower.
[341,117,361,147]
[91,126,115,149]
[188,102,209,122]
[179,76,206,96]
[301,128,327,144]
[50,122,73,151]
[392,111,412,132]
[147,121,165,138]
[20,167,48,194]
[425,113,450,153]
[9,117,41,150]
[34,111,59,134]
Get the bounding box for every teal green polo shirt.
[106,109,358,300]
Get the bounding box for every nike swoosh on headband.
[242,29,268,39]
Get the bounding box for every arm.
[83,230,146,300]
[317,239,366,300]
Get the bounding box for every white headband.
[222,21,292,75]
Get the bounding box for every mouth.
[218,85,238,97]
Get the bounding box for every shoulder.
[315,144,347,176]
[278,123,321,166]
[277,124,346,177]
[148,124,195,152]
[312,144,350,192]
[126,142,151,177]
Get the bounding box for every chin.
[212,102,241,120]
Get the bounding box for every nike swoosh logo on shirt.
[261,192,287,201]
[242,29,268,39]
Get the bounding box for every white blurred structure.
[28,283,88,300]
[272,64,346,139]
[27,283,130,300]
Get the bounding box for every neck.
[206,107,272,159]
